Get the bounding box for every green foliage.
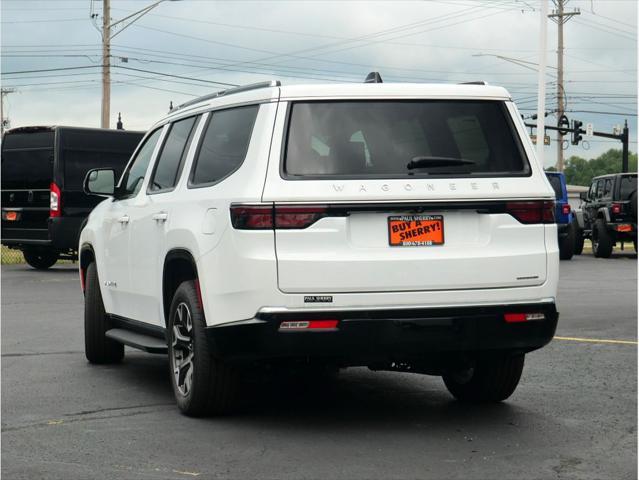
[563,149,637,186]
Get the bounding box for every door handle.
[117,215,130,224]
[152,212,169,222]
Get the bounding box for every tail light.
[505,201,554,224]
[231,204,331,230]
[230,205,273,230]
[561,203,571,215]
[275,206,328,229]
[50,182,62,218]
[504,312,545,323]
[611,203,622,215]
[279,319,339,331]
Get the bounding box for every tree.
[562,149,637,186]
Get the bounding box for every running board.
[105,328,167,354]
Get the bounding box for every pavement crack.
[65,402,174,417]
[2,403,175,433]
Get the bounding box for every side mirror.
[84,168,116,196]
[579,191,588,201]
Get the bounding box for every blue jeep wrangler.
[546,171,574,260]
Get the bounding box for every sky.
[1,0,637,169]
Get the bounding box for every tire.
[168,280,239,416]
[572,218,584,255]
[23,248,58,270]
[592,218,613,258]
[84,262,124,364]
[559,223,574,260]
[443,354,525,403]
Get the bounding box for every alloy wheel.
[172,302,194,396]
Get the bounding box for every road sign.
[585,123,594,137]
[613,125,622,135]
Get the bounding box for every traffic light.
[571,120,583,145]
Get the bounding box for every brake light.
[505,201,554,224]
[504,312,545,323]
[50,182,62,218]
[611,203,622,215]
[275,206,328,229]
[279,319,339,331]
[561,203,571,215]
[230,205,273,229]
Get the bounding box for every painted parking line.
[554,336,638,346]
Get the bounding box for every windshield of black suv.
[619,175,637,200]
[283,100,529,178]
[547,175,563,199]
[1,131,54,190]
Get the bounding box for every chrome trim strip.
[258,298,556,314]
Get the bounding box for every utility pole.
[549,0,580,172]
[1,88,16,137]
[101,0,111,129]
[92,0,178,129]
[536,0,549,168]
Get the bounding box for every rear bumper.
[1,216,82,251]
[206,303,558,365]
[609,222,637,241]
[48,216,84,251]
[557,223,570,239]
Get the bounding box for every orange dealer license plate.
[388,214,444,247]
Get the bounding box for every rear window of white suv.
[283,100,530,179]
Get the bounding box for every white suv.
[80,77,559,416]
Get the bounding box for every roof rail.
[458,81,489,85]
[170,80,281,113]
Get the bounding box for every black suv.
[1,126,143,269]
[577,173,637,257]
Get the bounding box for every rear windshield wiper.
[407,156,476,170]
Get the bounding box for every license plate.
[3,211,19,222]
[388,215,444,247]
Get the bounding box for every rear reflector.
[504,312,546,323]
[279,319,339,331]
[505,201,555,224]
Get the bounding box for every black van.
[1,126,144,269]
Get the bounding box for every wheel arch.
[162,249,200,328]
[79,243,96,292]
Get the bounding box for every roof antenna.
[116,112,123,130]
[364,72,383,83]
[169,101,174,111]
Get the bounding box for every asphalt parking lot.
[2,252,637,480]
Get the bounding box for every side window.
[149,116,197,192]
[594,180,604,199]
[190,105,259,187]
[120,128,163,198]
[603,179,613,198]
